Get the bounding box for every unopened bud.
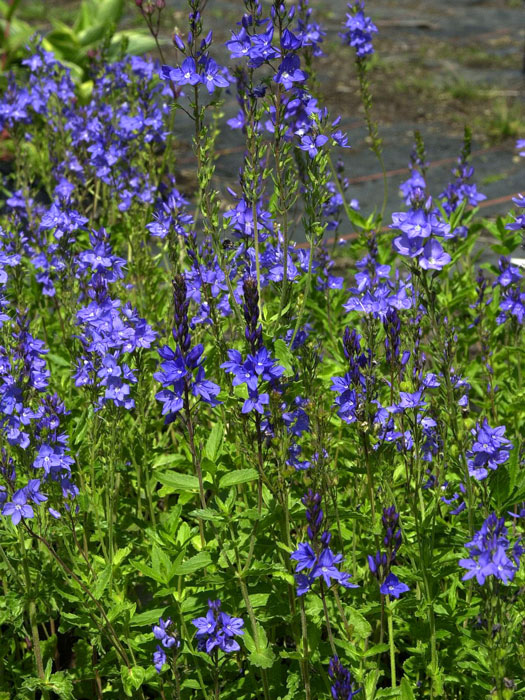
[173,33,185,51]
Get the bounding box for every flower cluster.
[74,228,156,409]
[155,275,220,421]
[493,256,525,325]
[340,1,378,57]
[152,617,180,673]
[0,314,77,524]
[439,153,486,217]
[162,55,230,94]
[192,599,244,654]
[343,236,413,320]
[466,419,513,481]
[459,514,523,585]
[390,201,452,271]
[291,490,358,596]
[222,278,284,414]
[368,506,409,599]
[330,328,373,424]
[328,656,361,699]
[221,346,284,414]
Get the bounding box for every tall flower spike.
[302,489,323,542]
[340,1,378,58]
[242,276,262,352]
[291,491,358,596]
[172,274,191,354]
[328,656,360,699]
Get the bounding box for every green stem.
[289,237,314,348]
[18,531,48,698]
[183,387,206,549]
[319,581,337,657]
[386,598,396,688]
[299,599,311,700]
[242,415,264,574]
[327,152,360,231]
[237,576,271,700]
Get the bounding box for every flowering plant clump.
[0,0,523,698]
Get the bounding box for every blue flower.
[162,57,201,86]
[192,600,244,654]
[459,513,521,585]
[466,419,512,481]
[297,133,328,158]
[274,55,307,90]
[200,57,230,93]
[328,656,361,699]
[153,646,167,673]
[340,1,378,57]
[380,573,409,599]
[290,542,317,572]
[2,489,34,525]
[153,617,180,650]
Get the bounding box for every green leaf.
[172,551,211,575]
[131,607,167,627]
[21,673,74,700]
[205,421,223,462]
[345,607,372,639]
[363,643,390,657]
[94,0,124,27]
[273,339,295,374]
[244,624,275,668]
[188,508,222,522]
[489,466,510,509]
[121,665,145,696]
[400,678,415,699]
[47,353,70,368]
[157,471,200,492]
[110,30,158,56]
[375,689,401,698]
[114,545,132,567]
[248,648,276,669]
[219,468,258,489]
[92,564,112,599]
[153,453,186,468]
[131,561,165,584]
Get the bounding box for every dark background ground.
[20,0,525,227]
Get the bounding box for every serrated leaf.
[131,607,167,627]
[205,421,223,462]
[363,642,390,657]
[131,561,165,584]
[273,338,295,373]
[121,664,145,696]
[248,648,275,669]
[114,545,132,567]
[400,678,415,699]
[157,471,199,492]
[172,551,211,575]
[345,607,372,639]
[153,453,186,468]
[219,468,258,489]
[92,563,112,599]
[188,508,222,522]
